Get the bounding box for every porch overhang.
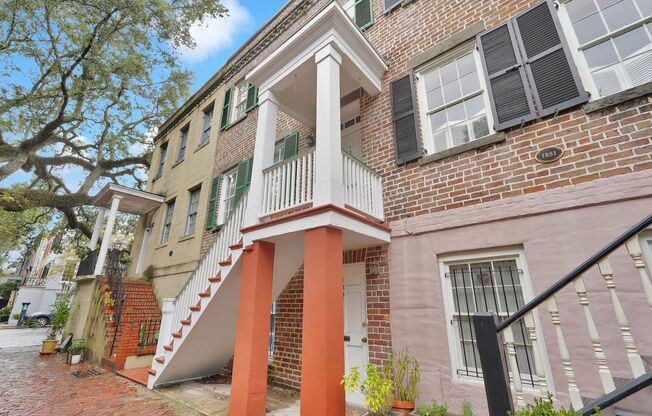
[92,184,163,215]
[246,2,387,127]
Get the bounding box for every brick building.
[125,0,652,414]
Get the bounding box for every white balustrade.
[168,193,248,341]
[625,237,652,311]
[343,151,384,220]
[574,276,615,393]
[261,149,314,217]
[598,259,645,377]
[504,325,526,408]
[523,312,548,395]
[548,296,583,410]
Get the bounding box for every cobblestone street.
[0,346,195,416]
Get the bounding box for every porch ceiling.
[92,184,163,215]
[246,2,388,127]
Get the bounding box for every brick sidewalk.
[0,348,192,416]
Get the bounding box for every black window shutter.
[390,73,422,165]
[245,84,259,113]
[283,133,299,160]
[513,1,587,117]
[384,0,402,13]
[205,176,221,230]
[477,22,536,131]
[220,86,232,130]
[355,0,373,30]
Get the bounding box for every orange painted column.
[301,226,346,416]
[229,240,275,416]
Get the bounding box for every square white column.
[314,44,345,207]
[244,90,279,227]
[89,208,106,249]
[94,196,121,275]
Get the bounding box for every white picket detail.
[625,237,652,311]
[573,276,616,394]
[343,152,384,220]
[598,258,646,377]
[503,325,525,408]
[169,194,248,339]
[548,296,583,410]
[261,150,314,217]
[524,312,548,395]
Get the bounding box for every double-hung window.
[269,301,277,355]
[157,143,168,177]
[161,200,175,244]
[218,167,238,225]
[184,188,201,236]
[231,82,249,122]
[200,106,213,146]
[560,0,652,98]
[441,251,539,387]
[273,141,285,164]
[417,43,492,155]
[177,126,189,162]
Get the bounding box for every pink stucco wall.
[389,170,652,415]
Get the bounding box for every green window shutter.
[205,176,221,230]
[232,157,253,207]
[282,133,299,160]
[245,84,259,113]
[220,86,233,130]
[355,0,373,30]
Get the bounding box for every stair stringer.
[149,239,304,387]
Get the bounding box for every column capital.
[315,43,342,66]
[257,89,279,107]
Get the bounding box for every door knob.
[362,337,368,343]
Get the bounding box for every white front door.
[343,262,369,406]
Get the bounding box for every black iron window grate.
[446,261,537,387]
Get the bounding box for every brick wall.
[268,246,391,390]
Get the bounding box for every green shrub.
[46,295,70,340]
[461,401,474,416]
[383,347,420,402]
[11,313,20,320]
[70,339,86,355]
[23,318,45,328]
[342,364,393,416]
[415,400,448,416]
[509,394,589,416]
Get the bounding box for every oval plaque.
[535,147,564,163]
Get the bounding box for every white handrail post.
[625,237,652,311]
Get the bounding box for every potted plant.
[69,339,86,364]
[414,400,448,416]
[384,348,420,414]
[41,295,70,355]
[343,364,393,416]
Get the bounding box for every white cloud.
[178,0,253,63]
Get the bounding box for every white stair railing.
[168,193,248,338]
[261,148,314,217]
[343,151,384,220]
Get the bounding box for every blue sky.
[182,0,287,91]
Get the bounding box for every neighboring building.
[121,0,652,414]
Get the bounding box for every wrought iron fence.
[106,249,126,356]
[446,265,536,388]
[137,319,159,350]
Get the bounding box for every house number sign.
[535,147,564,163]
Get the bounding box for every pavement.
[0,327,49,349]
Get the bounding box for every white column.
[244,90,279,227]
[136,217,152,274]
[88,208,106,249]
[314,44,345,207]
[94,196,121,275]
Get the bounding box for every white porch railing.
[261,148,315,217]
[343,151,384,220]
[169,193,248,335]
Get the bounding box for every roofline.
[92,183,164,205]
[154,0,305,143]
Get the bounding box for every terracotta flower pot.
[392,400,415,415]
[41,339,58,355]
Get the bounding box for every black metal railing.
[472,213,652,416]
[137,318,159,350]
[76,250,99,277]
[106,249,127,356]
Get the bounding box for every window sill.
[178,234,195,243]
[151,174,162,183]
[194,140,210,153]
[418,132,506,166]
[583,81,652,113]
[171,159,184,169]
[154,243,168,251]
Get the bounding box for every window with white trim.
[231,82,249,122]
[156,142,168,177]
[559,0,652,98]
[184,187,201,236]
[273,141,285,164]
[160,200,175,244]
[441,251,538,386]
[200,105,213,145]
[416,42,493,155]
[177,126,189,162]
[217,167,238,225]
